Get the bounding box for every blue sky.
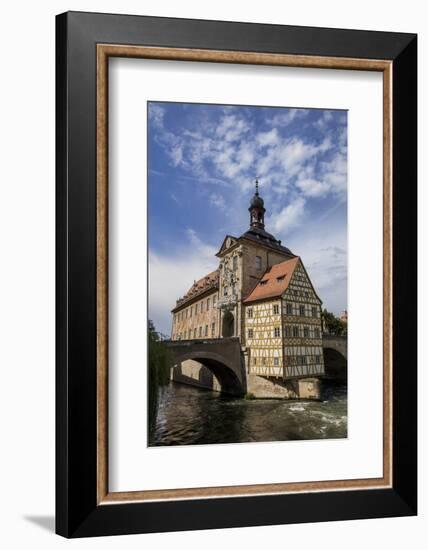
[148,102,347,335]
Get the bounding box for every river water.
[151,381,347,446]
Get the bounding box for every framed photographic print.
[56,11,417,537]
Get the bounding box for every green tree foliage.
[148,320,171,441]
[322,309,347,336]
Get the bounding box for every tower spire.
[249,178,266,230]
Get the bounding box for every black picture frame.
[56,11,417,538]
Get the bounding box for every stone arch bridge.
[165,334,347,396]
[322,335,347,382]
[165,337,246,396]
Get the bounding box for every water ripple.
[151,381,347,446]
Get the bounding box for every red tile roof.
[173,269,219,310]
[243,257,300,304]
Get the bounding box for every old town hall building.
[171,181,325,384]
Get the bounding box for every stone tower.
[216,180,294,345]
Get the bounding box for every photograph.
[0,1,420,544]
[147,101,348,446]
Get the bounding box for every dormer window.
[277,275,285,282]
[260,280,268,286]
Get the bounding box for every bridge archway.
[166,338,245,396]
[322,335,347,382]
[222,311,234,337]
[323,348,347,382]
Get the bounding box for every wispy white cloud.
[148,103,348,321]
[313,110,334,130]
[319,152,347,197]
[254,136,332,187]
[149,229,218,334]
[209,193,225,208]
[148,104,345,204]
[280,137,331,177]
[296,177,330,198]
[256,128,279,147]
[186,228,217,259]
[272,196,306,234]
[286,223,348,315]
[178,174,229,187]
[170,144,183,166]
[215,114,251,142]
[148,103,165,128]
[148,168,165,177]
[267,108,310,127]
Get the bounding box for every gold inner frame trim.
[96,44,393,505]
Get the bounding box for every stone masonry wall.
[247,374,321,400]
[171,359,222,392]
[171,360,321,400]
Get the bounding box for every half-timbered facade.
[244,257,324,379]
[170,180,324,381]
